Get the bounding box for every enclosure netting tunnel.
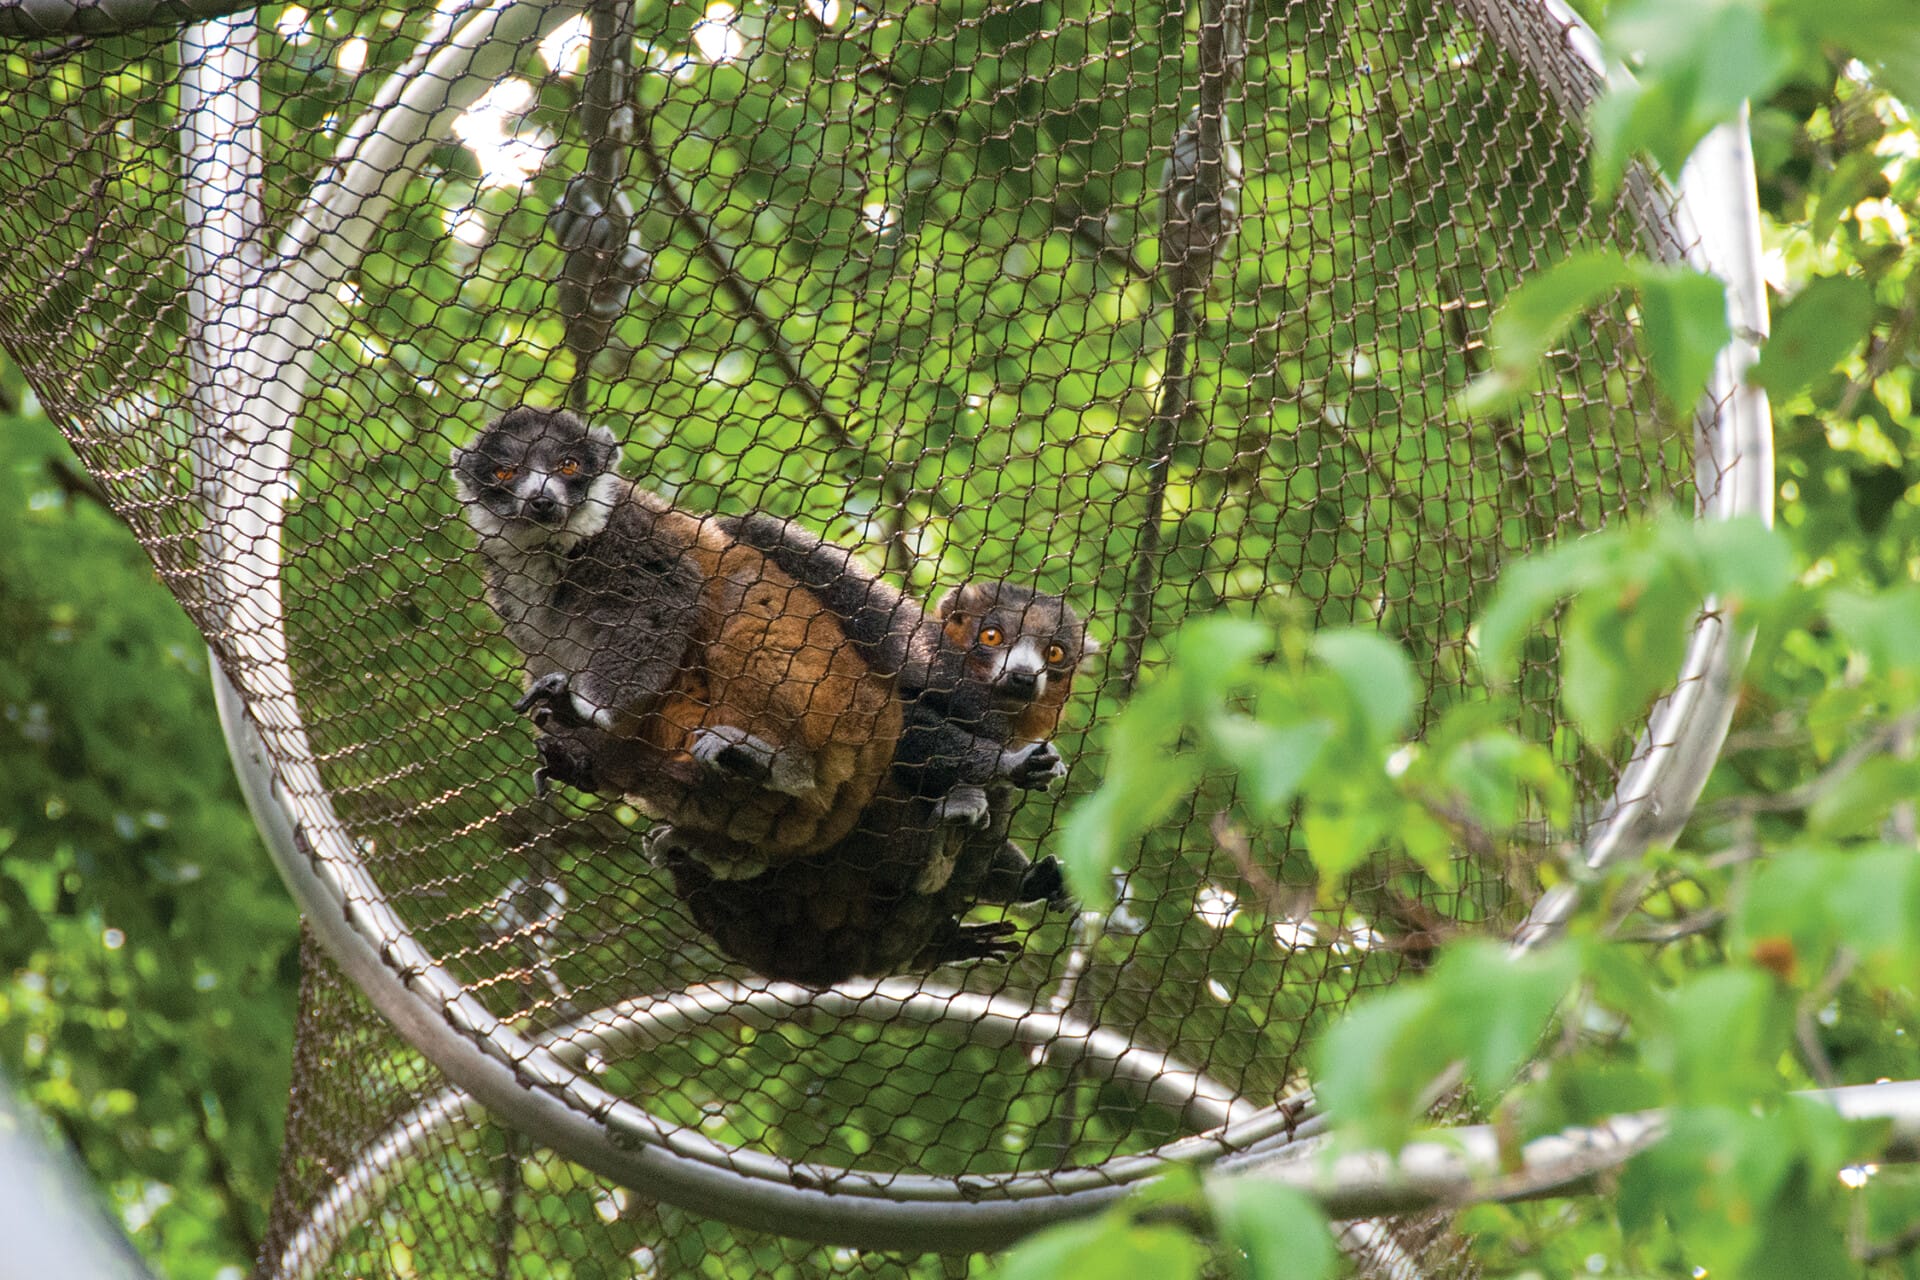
[0,0,1768,1272]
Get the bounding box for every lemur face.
[453,407,622,545]
[939,582,1096,711]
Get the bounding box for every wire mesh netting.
[0,0,1753,1271]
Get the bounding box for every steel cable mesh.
[0,0,1704,1272]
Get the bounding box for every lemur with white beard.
[451,407,900,875]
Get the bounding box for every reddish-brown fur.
[548,506,901,862]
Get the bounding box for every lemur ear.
[587,422,623,472]
[937,583,996,625]
[1082,632,1102,656]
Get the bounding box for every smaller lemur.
[897,582,1097,830]
[719,515,1097,833]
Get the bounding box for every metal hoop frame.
[173,0,1773,1253]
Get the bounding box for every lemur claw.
[514,672,589,728]
[1019,854,1073,910]
[933,785,993,830]
[689,725,818,797]
[533,734,598,794]
[931,920,1021,965]
[1005,740,1066,790]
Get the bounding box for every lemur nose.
[1001,669,1039,698]
[526,493,560,520]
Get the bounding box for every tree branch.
[1117,0,1245,691]
[1708,708,1920,818]
[630,128,856,456]
[1228,1079,1920,1219]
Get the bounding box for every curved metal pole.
[227,655,1289,1252]
[268,991,1259,1280]
[0,0,255,39]
[1512,106,1774,952]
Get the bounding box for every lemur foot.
[932,783,993,829]
[1018,854,1073,910]
[643,823,771,881]
[689,725,818,797]
[514,672,590,729]
[1003,740,1066,790]
[532,733,599,795]
[976,844,1071,908]
[921,920,1021,967]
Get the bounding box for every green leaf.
[1631,263,1732,414]
[1475,533,1618,681]
[1433,727,1573,835]
[1459,250,1637,414]
[1733,848,1920,980]
[1430,940,1581,1091]
[1588,0,1793,200]
[1749,275,1875,398]
[1208,716,1333,817]
[1623,1103,1861,1280]
[1057,755,1203,912]
[1559,557,1697,744]
[1168,615,1278,691]
[1688,516,1797,611]
[1299,797,1392,886]
[994,1213,1208,1280]
[1311,630,1418,746]
[1313,986,1443,1150]
[1806,755,1920,839]
[1780,0,1920,112]
[1822,849,1920,974]
[1652,970,1790,1106]
[1828,587,1920,677]
[1205,1180,1337,1280]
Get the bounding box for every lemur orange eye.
[556,457,580,477]
[978,626,1005,647]
[492,465,517,483]
[1045,643,1066,664]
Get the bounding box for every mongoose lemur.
[720,515,1096,832]
[654,516,1097,986]
[452,407,900,877]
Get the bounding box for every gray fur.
[452,406,708,737]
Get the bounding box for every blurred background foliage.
[0,357,298,1279]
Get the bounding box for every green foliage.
[1458,248,1733,418]
[0,396,298,1277]
[1618,1100,1865,1280]
[1587,0,1920,199]
[1316,939,1582,1150]
[995,1168,1335,1280]
[1751,272,1877,398]
[1587,0,1795,202]
[1478,513,1796,740]
[1204,1179,1338,1280]
[997,1215,1208,1280]
[1059,614,1564,912]
[1011,509,1920,1271]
